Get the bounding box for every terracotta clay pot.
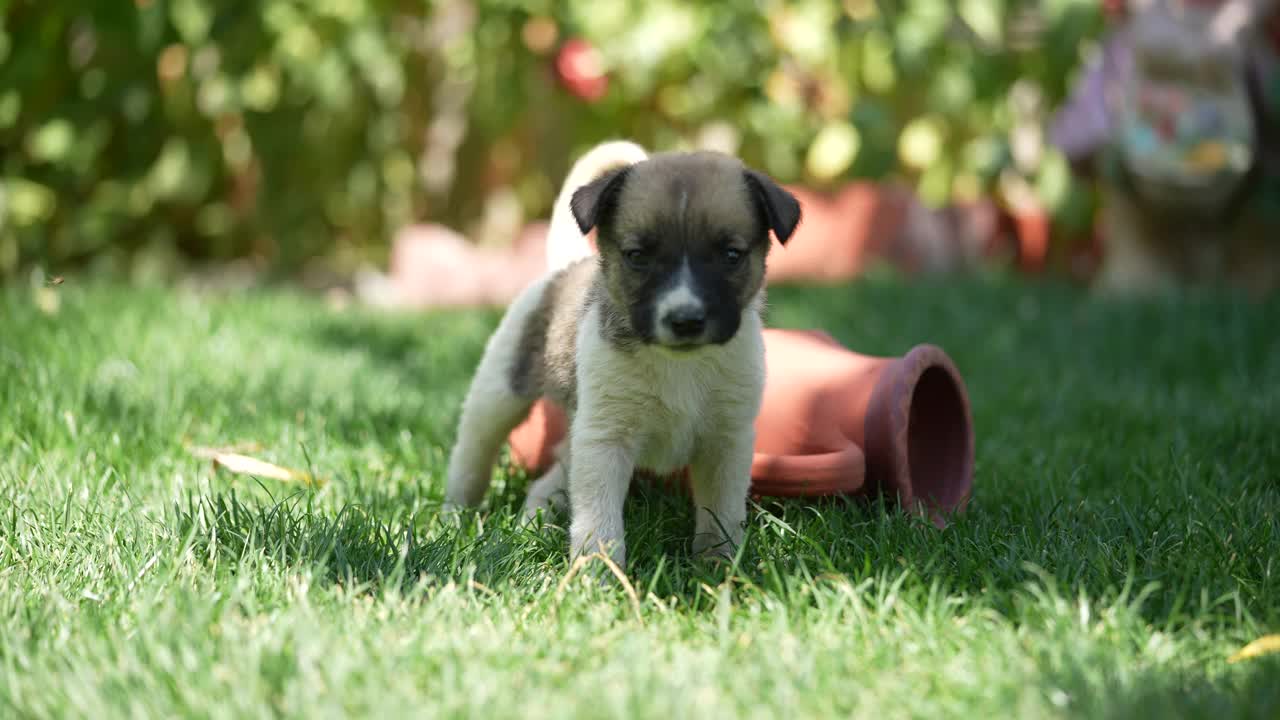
[507,328,975,525]
[763,183,908,284]
[386,222,549,308]
[507,398,567,474]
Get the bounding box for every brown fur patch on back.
[508,258,599,409]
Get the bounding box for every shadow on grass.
[166,472,971,607]
[1066,655,1280,720]
[168,483,567,590]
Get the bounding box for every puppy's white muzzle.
[654,263,709,347]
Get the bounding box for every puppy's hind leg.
[444,370,532,508]
[444,279,550,509]
[522,459,569,524]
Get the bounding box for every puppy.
[443,141,801,568]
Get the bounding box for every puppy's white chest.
[632,365,711,473]
[575,306,764,475]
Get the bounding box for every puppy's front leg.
[689,429,754,559]
[568,432,634,568]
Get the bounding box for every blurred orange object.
[384,181,1029,310]
[385,222,549,308]
[771,182,1023,280]
[764,184,905,283]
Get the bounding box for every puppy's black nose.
[665,306,707,339]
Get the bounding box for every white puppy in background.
[443,140,801,569]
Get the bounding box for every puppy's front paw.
[570,530,626,571]
[692,532,738,562]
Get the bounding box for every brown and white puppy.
[444,141,801,568]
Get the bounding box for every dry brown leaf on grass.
[185,441,324,486]
[210,453,324,486]
[1227,634,1280,663]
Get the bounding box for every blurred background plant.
[0,0,1105,283]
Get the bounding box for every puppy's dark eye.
[623,248,652,270]
[723,248,744,266]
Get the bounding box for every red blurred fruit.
[555,38,609,102]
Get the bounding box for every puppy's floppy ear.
[744,169,802,244]
[570,166,630,234]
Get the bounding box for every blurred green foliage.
[0,0,1103,280]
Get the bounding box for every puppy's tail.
[545,140,648,273]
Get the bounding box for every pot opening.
[906,365,971,512]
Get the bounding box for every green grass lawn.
[2,275,1278,719]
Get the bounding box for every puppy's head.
[569,151,800,351]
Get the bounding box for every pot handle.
[748,444,866,497]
